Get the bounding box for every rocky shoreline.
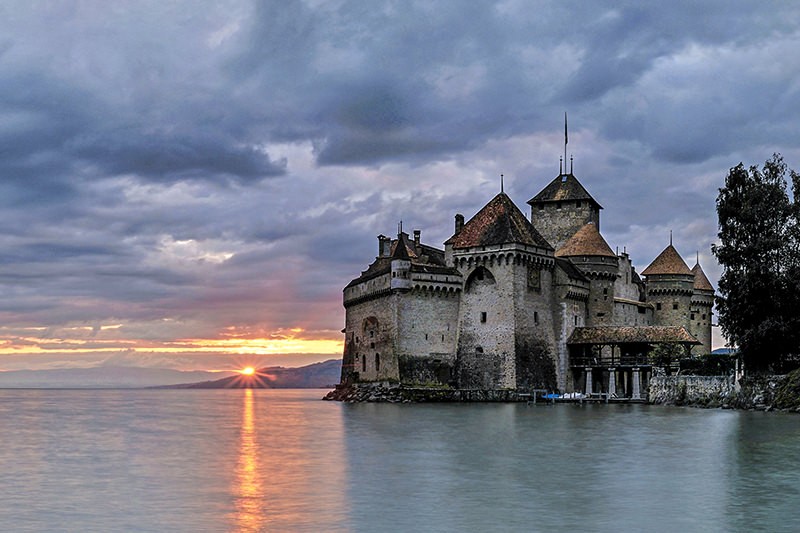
[323,383,524,403]
[324,368,800,411]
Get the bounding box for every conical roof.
[555,222,615,258]
[390,233,411,260]
[691,263,714,291]
[527,173,603,209]
[642,245,692,276]
[446,193,552,250]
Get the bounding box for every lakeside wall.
[648,374,800,411]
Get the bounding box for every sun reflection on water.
[233,389,265,532]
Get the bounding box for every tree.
[712,154,800,373]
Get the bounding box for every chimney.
[413,229,421,254]
[454,214,464,235]
[377,234,391,257]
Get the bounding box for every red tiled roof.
[555,222,615,258]
[642,245,692,276]
[568,326,700,345]
[691,263,714,291]
[446,193,552,250]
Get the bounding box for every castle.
[338,168,714,398]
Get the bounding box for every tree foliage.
[712,154,800,372]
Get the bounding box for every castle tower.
[642,244,695,335]
[527,173,602,250]
[390,232,412,291]
[555,222,618,326]
[690,261,714,355]
[445,192,557,390]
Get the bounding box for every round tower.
[555,222,618,326]
[642,244,694,333]
[390,232,412,291]
[690,261,714,355]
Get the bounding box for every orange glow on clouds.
[0,326,343,357]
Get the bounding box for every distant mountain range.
[169,359,342,389]
[0,366,236,389]
[0,359,343,389]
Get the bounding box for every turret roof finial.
[670,230,673,246]
[564,112,568,175]
[500,173,504,194]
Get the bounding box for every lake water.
[1,389,798,532]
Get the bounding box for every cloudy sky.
[1,0,798,371]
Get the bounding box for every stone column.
[608,368,616,397]
[632,367,641,400]
[585,367,592,395]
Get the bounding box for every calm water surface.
[0,389,798,532]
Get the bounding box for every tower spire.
[564,112,568,175]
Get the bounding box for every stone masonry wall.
[344,292,400,382]
[648,374,795,410]
[396,288,460,385]
[531,201,599,250]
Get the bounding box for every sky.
[1,0,799,371]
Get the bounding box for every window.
[702,314,706,320]
[534,311,539,324]
[476,346,484,354]
[375,353,380,372]
[370,330,374,338]
[362,355,366,372]
[673,303,679,310]
[538,204,544,210]
[370,342,374,349]
[556,202,562,210]
[441,334,444,342]
[691,313,695,320]
[576,201,582,208]
[480,312,487,323]
[574,316,578,326]
[603,288,608,295]
[424,333,428,340]
[656,303,662,310]
[596,312,605,317]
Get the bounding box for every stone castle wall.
[689,291,714,354]
[531,200,599,250]
[396,287,460,385]
[647,274,693,331]
[344,292,400,383]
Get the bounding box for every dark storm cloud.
[69,129,286,182]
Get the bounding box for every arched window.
[465,266,496,292]
[375,353,380,372]
[476,346,484,354]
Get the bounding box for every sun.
[241,366,255,376]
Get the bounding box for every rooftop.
[527,173,603,208]
[446,193,552,250]
[555,222,616,258]
[641,244,692,276]
[568,326,700,345]
[691,262,714,291]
